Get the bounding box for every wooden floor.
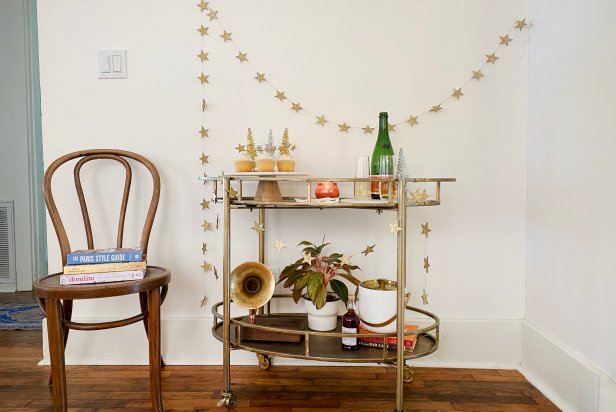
[0,293,559,411]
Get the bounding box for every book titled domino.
[60,270,146,285]
[66,247,143,265]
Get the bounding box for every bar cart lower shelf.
[211,296,440,407]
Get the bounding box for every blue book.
[66,247,143,265]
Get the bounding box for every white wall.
[525,0,616,410]
[37,0,528,367]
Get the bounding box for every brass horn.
[230,262,275,322]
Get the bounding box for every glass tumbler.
[354,156,371,200]
[378,154,395,199]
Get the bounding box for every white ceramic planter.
[304,298,340,331]
[357,278,408,333]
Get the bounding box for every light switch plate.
[98,50,127,79]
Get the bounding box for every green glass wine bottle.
[371,112,395,199]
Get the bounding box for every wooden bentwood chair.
[32,149,171,412]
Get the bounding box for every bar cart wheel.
[257,353,271,370]
[217,390,237,408]
[403,365,414,383]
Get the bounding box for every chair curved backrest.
[43,149,160,267]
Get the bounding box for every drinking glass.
[354,156,371,200]
[378,155,395,199]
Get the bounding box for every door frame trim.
[21,0,47,289]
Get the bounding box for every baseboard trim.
[0,284,17,293]
[40,317,521,369]
[520,320,616,412]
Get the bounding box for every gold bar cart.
[202,175,455,412]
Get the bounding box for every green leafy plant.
[278,240,360,309]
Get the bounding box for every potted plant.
[278,240,360,331]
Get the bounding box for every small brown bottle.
[341,296,360,350]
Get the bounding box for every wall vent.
[0,201,16,283]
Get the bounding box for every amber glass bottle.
[341,297,360,350]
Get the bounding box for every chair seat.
[33,266,170,300]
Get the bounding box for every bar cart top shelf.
[199,175,456,209]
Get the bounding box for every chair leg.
[49,299,72,387]
[147,288,163,412]
[140,291,165,367]
[45,298,67,412]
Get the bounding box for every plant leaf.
[314,285,327,309]
[292,288,303,303]
[329,279,349,306]
[337,272,361,286]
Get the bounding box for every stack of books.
[60,247,146,285]
[358,324,419,352]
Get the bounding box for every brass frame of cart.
[200,175,455,412]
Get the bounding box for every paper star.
[421,222,431,238]
[201,220,212,231]
[302,252,315,265]
[251,221,265,233]
[340,254,352,266]
[376,209,383,215]
[291,102,302,113]
[290,144,297,151]
[197,0,209,11]
[275,91,287,101]
[198,50,209,62]
[452,88,464,100]
[515,18,528,31]
[338,123,350,133]
[199,126,209,138]
[213,266,219,280]
[236,52,248,62]
[235,144,245,153]
[388,222,402,234]
[419,189,430,204]
[220,31,232,42]
[200,294,208,307]
[254,72,266,83]
[201,261,213,272]
[407,115,419,126]
[430,105,442,113]
[472,70,484,81]
[273,239,286,252]
[421,289,429,305]
[206,9,218,21]
[362,125,374,134]
[197,25,209,36]
[316,115,327,126]
[409,190,423,204]
[199,153,209,165]
[202,242,208,254]
[486,53,499,64]
[388,123,396,132]
[362,244,375,256]
[200,199,210,209]
[225,187,238,198]
[499,35,512,46]
[202,99,207,111]
[423,256,430,273]
[198,73,209,84]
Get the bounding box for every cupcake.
[234,154,254,172]
[255,152,276,172]
[277,154,295,172]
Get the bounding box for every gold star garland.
[421,222,431,306]
[200,2,529,134]
[197,2,222,308]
